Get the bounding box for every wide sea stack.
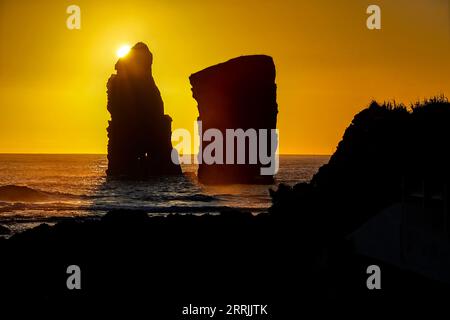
[190,55,278,184]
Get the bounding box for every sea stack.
[190,55,278,184]
[106,42,181,178]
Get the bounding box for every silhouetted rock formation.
[106,42,181,178]
[190,55,278,184]
[270,97,450,233]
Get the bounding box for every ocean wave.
[141,193,216,202]
[0,185,54,202]
[0,185,85,203]
[0,183,222,204]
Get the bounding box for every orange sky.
[0,0,449,154]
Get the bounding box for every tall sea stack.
[106,42,181,178]
[190,55,278,184]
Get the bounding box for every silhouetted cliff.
[190,55,278,184]
[270,97,450,233]
[106,42,181,178]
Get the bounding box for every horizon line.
[0,152,332,156]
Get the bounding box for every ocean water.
[0,154,329,233]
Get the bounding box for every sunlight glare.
[116,45,131,58]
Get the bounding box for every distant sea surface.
[0,154,329,233]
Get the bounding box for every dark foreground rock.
[0,209,448,315]
[0,224,10,235]
[190,55,278,184]
[106,42,181,178]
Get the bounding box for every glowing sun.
[116,45,131,58]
